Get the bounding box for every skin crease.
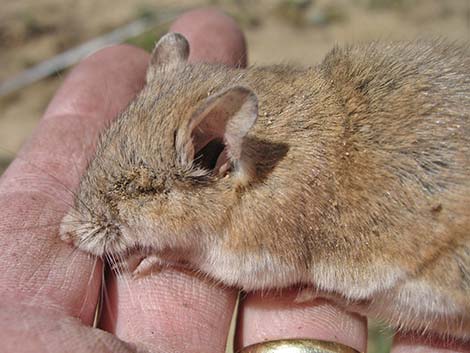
[0,7,468,353]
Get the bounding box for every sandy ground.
[0,1,469,351]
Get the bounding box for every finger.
[236,291,367,353]
[392,333,470,353]
[102,269,238,353]
[170,7,247,67]
[0,44,149,324]
[0,300,138,353]
[101,8,246,352]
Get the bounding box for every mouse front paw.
[131,255,166,279]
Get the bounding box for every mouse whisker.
[107,251,138,309]
[77,255,100,321]
[100,262,117,330]
[116,253,137,305]
[92,261,105,328]
[75,225,104,251]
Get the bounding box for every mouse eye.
[194,138,226,172]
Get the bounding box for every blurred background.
[0,0,469,351]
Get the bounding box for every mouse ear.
[146,32,189,81]
[177,86,258,185]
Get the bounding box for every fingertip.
[84,43,149,62]
[170,7,247,67]
[102,269,238,353]
[236,292,367,353]
[45,44,149,120]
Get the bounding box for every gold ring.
[239,339,361,353]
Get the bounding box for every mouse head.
[60,33,258,260]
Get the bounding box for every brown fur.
[61,34,470,339]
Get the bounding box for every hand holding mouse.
[0,8,468,353]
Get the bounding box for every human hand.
[0,7,468,353]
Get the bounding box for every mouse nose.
[59,209,82,246]
[59,229,75,245]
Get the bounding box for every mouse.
[60,32,470,339]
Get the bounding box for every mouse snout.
[59,210,124,256]
[59,210,81,245]
[60,229,75,245]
